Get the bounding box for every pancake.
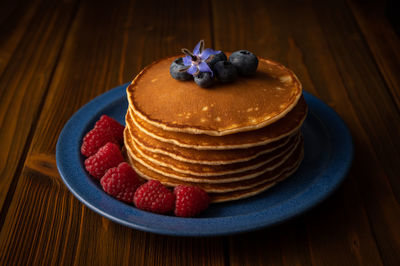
[122,142,304,203]
[127,95,307,150]
[209,158,303,202]
[125,127,301,176]
[128,56,302,136]
[124,55,307,203]
[125,128,303,184]
[126,140,303,193]
[126,112,297,165]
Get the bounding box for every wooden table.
[1,0,399,264]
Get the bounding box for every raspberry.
[95,115,124,144]
[100,162,142,203]
[81,127,118,157]
[81,115,124,157]
[174,185,210,217]
[134,180,175,214]
[84,142,124,179]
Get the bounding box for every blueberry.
[214,61,238,83]
[170,57,192,80]
[194,72,214,88]
[207,52,227,69]
[229,50,258,76]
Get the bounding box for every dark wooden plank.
[212,0,391,265]
[226,220,313,266]
[256,0,399,264]
[348,0,400,111]
[311,1,400,264]
[285,0,400,263]
[304,177,384,266]
[0,0,79,212]
[0,0,40,75]
[0,0,225,265]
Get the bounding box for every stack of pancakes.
[124,56,307,202]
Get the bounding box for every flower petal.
[193,40,203,55]
[198,62,213,76]
[182,56,192,66]
[200,48,220,61]
[187,65,198,75]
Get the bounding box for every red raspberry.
[95,115,124,144]
[81,127,118,157]
[134,180,175,214]
[84,142,124,179]
[100,162,142,203]
[174,185,210,217]
[81,115,124,157]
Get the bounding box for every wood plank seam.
[0,121,36,230]
[0,0,82,231]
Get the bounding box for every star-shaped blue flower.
[181,40,220,76]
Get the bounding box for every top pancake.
[128,56,302,136]
[128,96,306,149]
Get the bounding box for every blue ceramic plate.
[56,83,353,237]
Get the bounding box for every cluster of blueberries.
[170,50,259,88]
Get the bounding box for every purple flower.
[180,40,220,77]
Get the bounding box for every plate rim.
[56,84,353,236]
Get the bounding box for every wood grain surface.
[0,0,399,265]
